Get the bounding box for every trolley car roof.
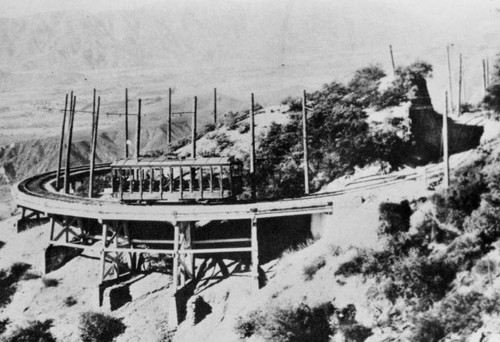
[111,157,239,168]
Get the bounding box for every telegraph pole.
[483,59,487,96]
[389,45,396,75]
[250,93,256,199]
[56,93,68,190]
[89,96,100,198]
[64,94,76,194]
[447,45,455,114]
[125,88,129,158]
[443,92,450,188]
[136,99,141,160]
[213,88,217,123]
[168,88,172,144]
[458,54,463,116]
[302,90,310,195]
[192,96,197,158]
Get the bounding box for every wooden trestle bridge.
[12,163,336,326]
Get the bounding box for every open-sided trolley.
[110,157,244,202]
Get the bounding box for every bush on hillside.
[222,111,240,130]
[378,200,412,236]
[64,296,77,307]
[79,312,126,342]
[0,318,10,335]
[42,278,59,288]
[376,61,433,110]
[0,262,31,308]
[3,320,55,342]
[302,256,326,281]
[281,96,303,112]
[414,291,500,341]
[346,64,386,108]
[235,302,334,342]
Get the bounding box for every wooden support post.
[199,167,203,199]
[192,96,197,158]
[389,44,396,75]
[443,92,450,188]
[56,94,68,191]
[169,167,174,193]
[168,88,172,144]
[179,167,183,199]
[219,166,224,197]
[64,94,76,194]
[125,88,129,158]
[49,216,55,241]
[213,88,217,123]
[251,216,259,291]
[447,45,454,114]
[100,222,108,284]
[458,54,462,117]
[250,93,256,199]
[173,222,180,290]
[209,166,214,193]
[160,168,164,199]
[89,96,100,198]
[302,90,310,195]
[139,168,143,200]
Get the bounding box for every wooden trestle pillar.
[251,216,259,291]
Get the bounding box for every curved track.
[13,163,443,222]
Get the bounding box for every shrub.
[302,256,326,281]
[234,310,267,338]
[237,121,250,134]
[42,278,59,287]
[281,96,303,112]
[0,262,31,308]
[378,200,412,236]
[0,318,9,335]
[4,319,55,342]
[79,312,126,342]
[413,315,445,342]
[22,272,41,280]
[342,324,373,342]
[222,111,240,130]
[214,132,234,151]
[64,296,77,307]
[235,302,334,342]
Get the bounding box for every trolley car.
[110,157,244,202]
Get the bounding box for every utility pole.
[487,57,490,87]
[447,45,455,114]
[192,96,197,158]
[168,88,172,144]
[89,96,100,198]
[443,92,450,188]
[56,93,68,190]
[458,54,463,116]
[136,99,141,160]
[483,59,487,96]
[250,93,256,199]
[64,94,76,194]
[389,45,396,75]
[91,89,96,139]
[125,88,129,158]
[302,90,310,195]
[213,88,217,123]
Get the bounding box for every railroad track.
[13,163,443,222]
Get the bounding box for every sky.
[1,0,499,18]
